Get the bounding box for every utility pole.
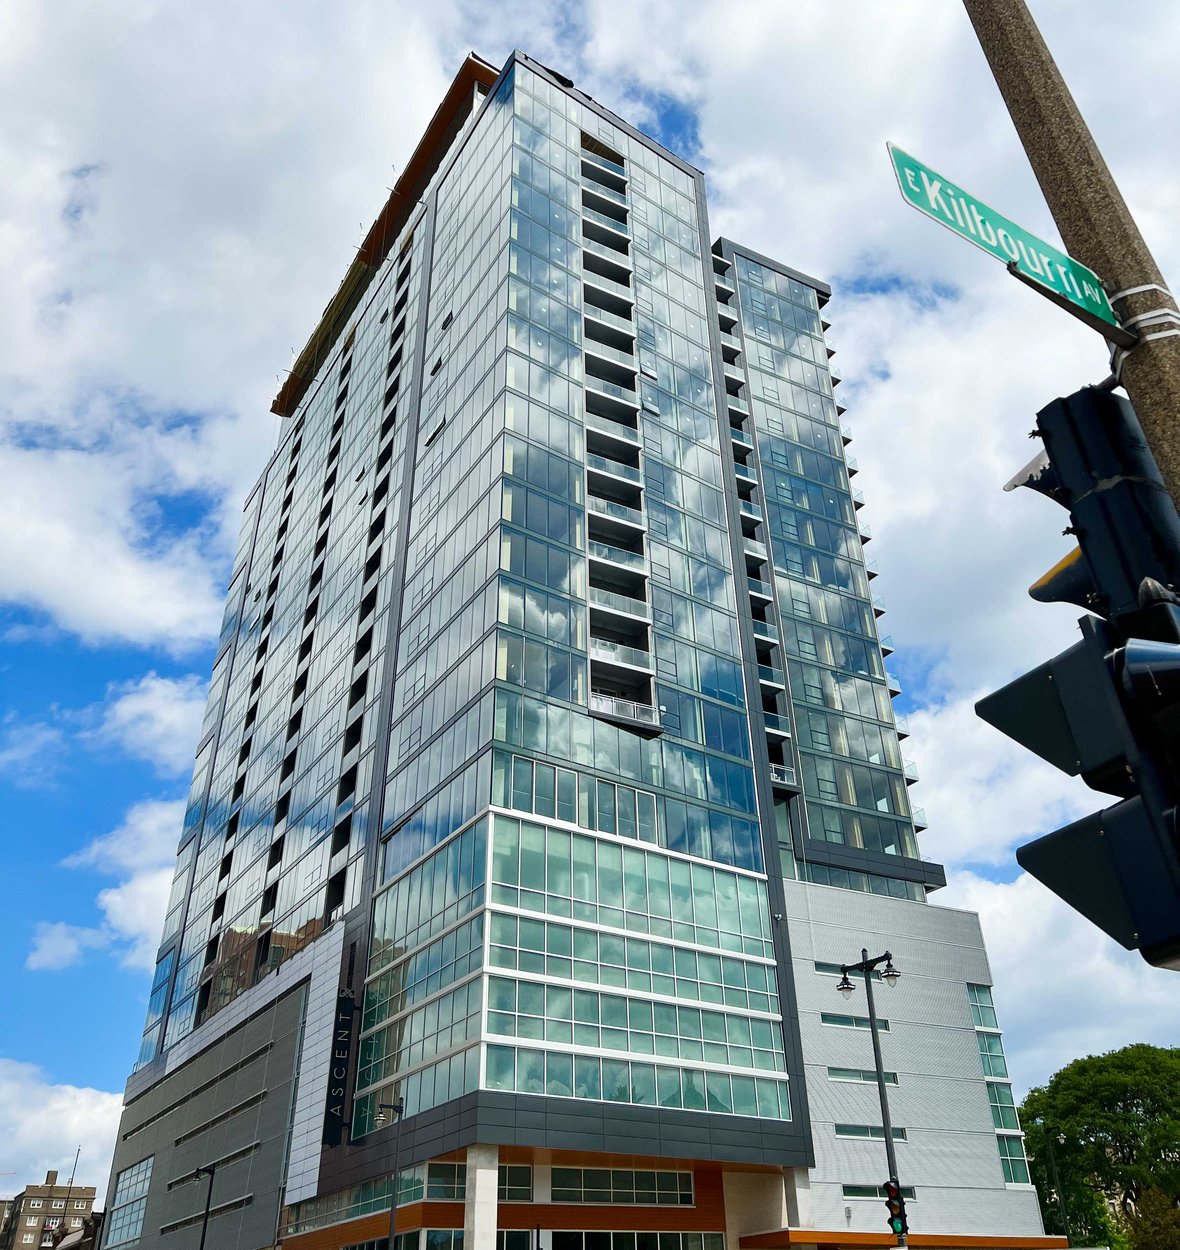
[960,0,1180,505]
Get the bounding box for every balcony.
[588,494,646,530]
[912,807,928,831]
[739,498,762,522]
[584,298,635,338]
[879,633,894,656]
[841,424,853,445]
[590,637,654,670]
[589,691,662,732]
[744,537,769,561]
[748,576,773,601]
[872,595,886,617]
[731,428,754,452]
[584,234,632,269]
[582,152,627,190]
[584,335,637,373]
[758,664,786,688]
[894,713,910,739]
[589,539,646,571]
[763,710,792,736]
[589,586,651,620]
[728,395,750,420]
[585,375,640,421]
[584,246,632,290]
[719,328,742,355]
[723,360,744,386]
[752,618,778,641]
[583,203,631,240]
[585,410,640,451]
[852,488,866,510]
[886,669,902,695]
[581,174,628,209]
[769,762,796,789]
[584,276,633,320]
[586,451,641,485]
[903,759,919,785]
[717,304,739,330]
[734,461,758,484]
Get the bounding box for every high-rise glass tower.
[100,51,1058,1250]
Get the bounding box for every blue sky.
[1,0,1179,1193]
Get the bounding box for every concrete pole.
[960,0,1180,505]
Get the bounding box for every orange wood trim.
[271,53,500,417]
[740,1232,1069,1250]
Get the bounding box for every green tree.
[1125,1187,1180,1250]
[1020,1043,1180,1244]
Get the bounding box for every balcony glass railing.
[588,495,645,527]
[758,664,786,686]
[586,375,639,406]
[581,178,628,208]
[886,669,902,692]
[581,148,627,177]
[585,411,640,444]
[748,576,773,598]
[893,713,910,737]
[590,692,660,727]
[585,267,633,299]
[719,329,742,351]
[769,763,796,787]
[584,301,635,336]
[903,759,919,783]
[586,452,641,484]
[584,336,636,371]
[739,499,761,520]
[752,618,778,640]
[583,204,631,237]
[589,586,650,618]
[734,462,757,482]
[584,236,632,268]
[745,538,769,560]
[589,638,653,669]
[589,540,645,570]
[731,429,753,450]
[763,711,792,735]
[912,807,928,830]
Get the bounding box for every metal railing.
[590,692,660,727]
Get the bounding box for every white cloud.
[26,922,112,972]
[0,718,64,788]
[936,871,1180,1096]
[31,800,183,972]
[0,1058,122,1193]
[90,672,207,776]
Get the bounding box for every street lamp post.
[375,1099,406,1250]
[836,948,905,1245]
[194,1164,216,1250]
[1044,1131,1072,1245]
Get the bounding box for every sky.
[1,0,1179,1197]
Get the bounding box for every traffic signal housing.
[977,386,1180,970]
[883,1178,908,1240]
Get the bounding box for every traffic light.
[883,1178,908,1240]
[977,386,1180,970]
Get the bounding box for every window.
[498,1166,532,1202]
[828,1067,897,1085]
[22,1236,33,1245]
[52,1201,65,1209]
[978,1032,1008,1078]
[820,1012,889,1031]
[998,1135,1031,1184]
[843,1184,915,1200]
[29,1201,42,1210]
[107,1156,154,1247]
[73,1200,88,1209]
[968,983,998,1029]
[988,1082,1020,1130]
[834,1124,907,1141]
[426,1164,466,1201]
[550,1168,693,1205]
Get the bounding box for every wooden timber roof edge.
[270,51,501,418]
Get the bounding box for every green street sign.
[888,143,1136,347]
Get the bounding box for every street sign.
[887,143,1135,347]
